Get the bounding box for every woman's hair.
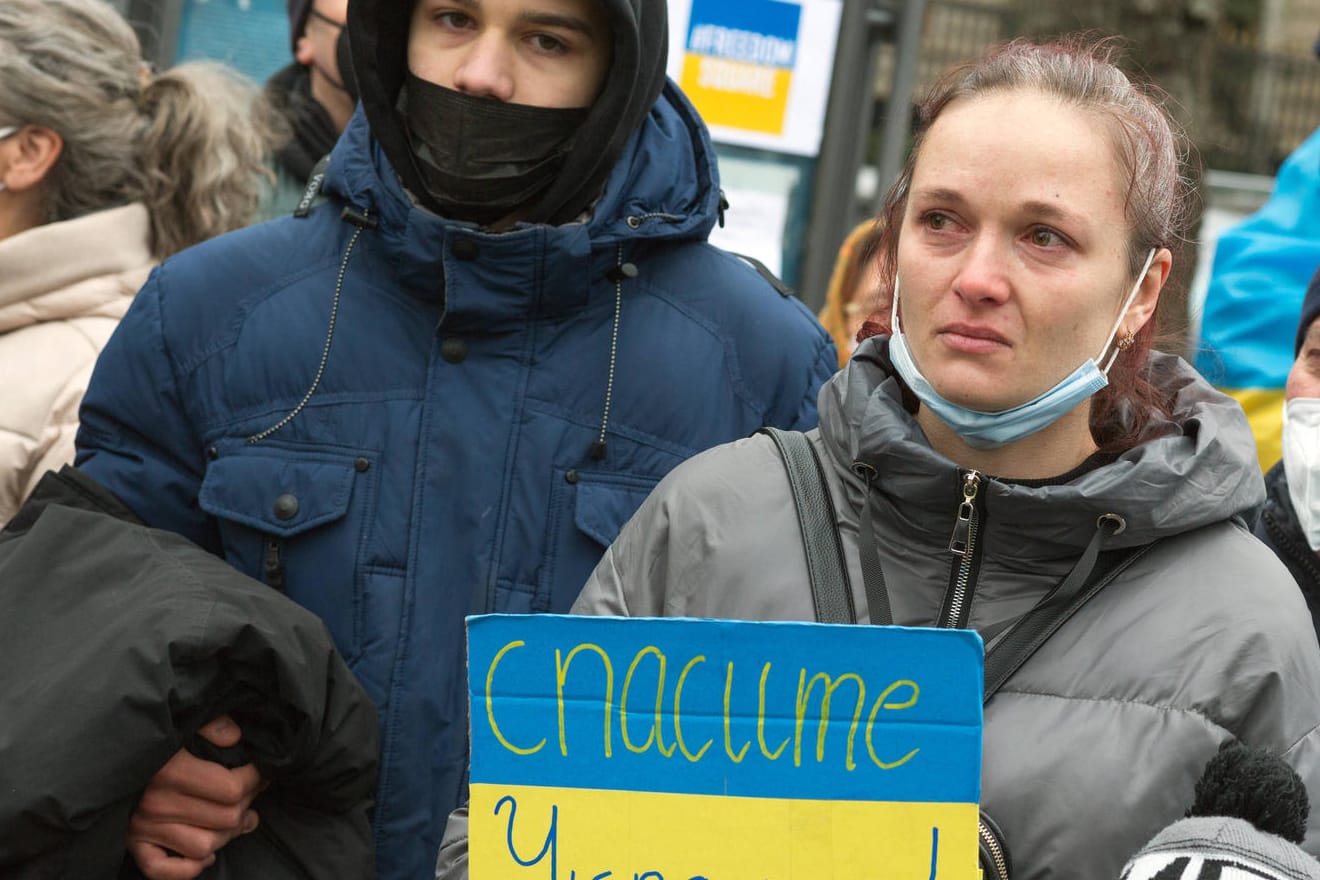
[819,219,886,367]
[862,35,1199,452]
[0,0,285,259]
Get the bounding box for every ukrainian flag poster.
[467,615,984,879]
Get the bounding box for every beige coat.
[0,204,153,524]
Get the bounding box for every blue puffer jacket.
[76,84,835,879]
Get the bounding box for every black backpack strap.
[760,428,856,624]
[982,539,1158,701]
[731,252,794,298]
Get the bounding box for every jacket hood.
[318,78,722,310]
[346,0,667,226]
[818,336,1267,555]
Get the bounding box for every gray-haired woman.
[0,0,282,524]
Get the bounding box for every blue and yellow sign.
[468,614,984,879]
[680,0,801,136]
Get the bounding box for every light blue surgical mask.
[889,248,1156,449]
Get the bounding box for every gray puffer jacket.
[569,338,1320,880]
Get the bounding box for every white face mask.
[1283,397,1320,550]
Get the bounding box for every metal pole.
[797,0,888,311]
[874,0,928,212]
[124,0,185,71]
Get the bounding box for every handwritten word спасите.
[483,640,921,772]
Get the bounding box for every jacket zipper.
[263,537,286,591]
[978,816,1010,880]
[940,470,982,628]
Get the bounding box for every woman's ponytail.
[137,62,286,258]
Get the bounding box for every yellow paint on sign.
[470,783,980,879]
[680,55,792,135]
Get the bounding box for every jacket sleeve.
[1217,544,1320,856]
[571,435,804,620]
[434,804,469,880]
[1282,724,1320,856]
[74,266,219,553]
[786,334,836,432]
[0,332,103,527]
[572,456,688,619]
[0,430,31,526]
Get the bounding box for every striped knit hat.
[1120,743,1318,880]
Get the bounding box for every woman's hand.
[127,715,264,880]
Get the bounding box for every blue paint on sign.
[685,0,801,68]
[469,614,984,804]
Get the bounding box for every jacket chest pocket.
[198,448,378,663]
[531,470,659,615]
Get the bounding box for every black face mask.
[398,74,589,226]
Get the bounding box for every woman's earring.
[1116,330,1136,351]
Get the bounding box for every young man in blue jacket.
[74,0,836,877]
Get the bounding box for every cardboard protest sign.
[666,0,842,156]
[467,614,983,879]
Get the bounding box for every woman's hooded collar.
[817,336,1267,556]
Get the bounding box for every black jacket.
[1254,460,1320,638]
[0,468,378,879]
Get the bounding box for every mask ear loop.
[889,276,902,332]
[1099,248,1157,374]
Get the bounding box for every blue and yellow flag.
[467,614,983,879]
[1196,126,1320,471]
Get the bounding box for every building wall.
[1263,0,1320,58]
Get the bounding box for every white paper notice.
[708,186,790,278]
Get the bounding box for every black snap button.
[355,457,370,473]
[565,469,579,484]
[206,446,218,460]
[441,337,467,364]
[273,494,299,520]
[620,262,638,278]
[607,262,639,282]
[452,238,479,260]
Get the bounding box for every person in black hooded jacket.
[1255,266,1320,635]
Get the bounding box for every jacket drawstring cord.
[245,206,377,444]
[850,462,894,626]
[591,244,635,461]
